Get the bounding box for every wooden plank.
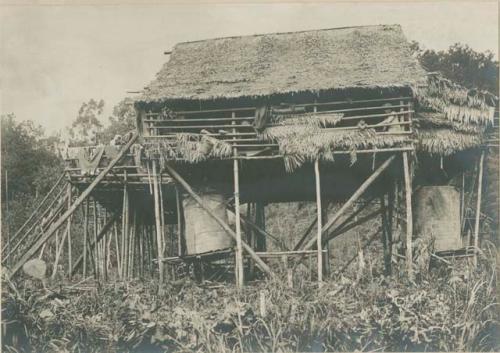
[8,133,138,277]
[163,163,274,277]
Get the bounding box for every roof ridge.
[175,24,402,46]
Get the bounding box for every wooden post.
[233,111,244,288]
[314,160,323,285]
[386,186,394,274]
[473,151,485,266]
[175,187,183,256]
[234,155,244,287]
[113,221,122,279]
[51,223,69,280]
[5,170,10,266]
[302,155,396,251]
[83,200,88,278]
[163,163,274,277]
[403,152,413,280]
[70,214,118,275]
[67,184,72,278]
[321,199,330,278]
[152,161,164,287]
[380,193,391,275]
[8,133,138,277]
[93,199,99,280]
[255,203,266,251]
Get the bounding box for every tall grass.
[2,244,499,353]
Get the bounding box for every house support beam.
[302,154,396,251]
[152,161,164,287]
[234,157,244,287]
[473,151,485,266]
[403,151,413,280]
[314,160,323,285]
[163,162,274,278]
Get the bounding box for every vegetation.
[2,248,499,352]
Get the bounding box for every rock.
[22,259,47,280]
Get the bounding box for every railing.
[140,96,415,158]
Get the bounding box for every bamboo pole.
[113,221,122,279]
[3,186,68,262]
[473,151,485,266]
[227,208,287,250]
[234,155,244,287]
[158,176,166,258]
[51,223,69,280]
[67,184,72,278]
[103,209,108,281]
[380,194,391,275]
[152,161,164,287]
[93,199,99,280]
[4,169,10,266]
[83,200,88,278]
[71,214,118,275]
[314,160,323,285]
[129,211,136,278]
[233,111,244,287]
[8,133,138,277]
[2,172,65,254]
[163,163,274,277]
[403,152,413,280]
[176,187,182,256]
[302,155,397,251]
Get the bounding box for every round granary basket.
[414,185,462,252]
[183,191,234,255]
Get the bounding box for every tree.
[411,41,499,95]
[1,114,63,233]
[100,97,137,142]
[68,99,105,146]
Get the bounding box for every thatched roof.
[139,24,427,102]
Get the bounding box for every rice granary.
[5,24,498,287]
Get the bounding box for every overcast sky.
[0,2,498,134]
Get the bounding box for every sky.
[0,1,498,135]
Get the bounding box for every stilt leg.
[403,152,413,280]
[152,161,164,289]
[473,151,485,266]
[314,160,323,286]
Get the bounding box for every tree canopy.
[411,42,499,95]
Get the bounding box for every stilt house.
[5,25,498,286]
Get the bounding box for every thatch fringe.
[415,113,486,134]
[260,122,407,172]
[416,127,484,156]
[143,133,233,164]
[413,74,497,125]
